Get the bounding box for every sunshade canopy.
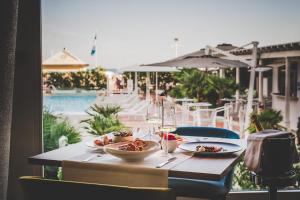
[117,65,179,73]
[145,44,249,69]
[42,48,88,72]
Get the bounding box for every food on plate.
[112,130,133,137]
[196,145,223,153]
[112,130,134,142]
[94,135,112,147]
[118,139,147,151]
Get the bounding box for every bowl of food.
[104,139,160,161]
[112,130,134,143]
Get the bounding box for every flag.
[90,34,97,56]
[91,45,96,56]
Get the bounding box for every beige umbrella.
[42,48,88,72]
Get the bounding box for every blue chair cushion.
[168,177,228,199]
[173,126,239,139]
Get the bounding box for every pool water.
[43,95,97,114]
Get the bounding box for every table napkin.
[244,130,299,173]
[62,160,168,187]
[62,150,191,187]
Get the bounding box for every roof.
[231,41,300,55]
[42,48,88,71]
[171,43,238,61]
[118,65,179,73]
[143,43,248,69]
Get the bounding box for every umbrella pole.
[146,72,150,101]
[156,72,158,102]
[244,41,259,135]
[135,71,138,94]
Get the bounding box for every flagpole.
[95,34,98,68]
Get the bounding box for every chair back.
[173,126,239,139]
[20,176,175,200]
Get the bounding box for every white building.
[232,42,300,131]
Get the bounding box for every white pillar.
[235,67,240,101]
[258,60,264,106]
[134,71,138,94]
[219,69,225,78]
[155,72,158,102]
[258,71,263,103]
[272,67,279,93]
[285,57,291,130]
[146,72,151,100]
[245,41,259,132]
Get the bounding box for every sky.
[42,0,300,69]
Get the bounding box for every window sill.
[272,93,298,101]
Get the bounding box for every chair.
[20,176,175,200]
[170,126,239,200]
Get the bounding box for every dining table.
[28,136,246,181]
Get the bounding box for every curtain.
[0,0,19,199]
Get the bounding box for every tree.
[207,75,239,106]
[175,68,209,102]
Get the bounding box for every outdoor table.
[220,98,236,102]
[28,136,245,181]
[175,98,195,103]
[186,102,212,108]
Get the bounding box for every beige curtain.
[0,0,19,200]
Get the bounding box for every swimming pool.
[43,95,97,114]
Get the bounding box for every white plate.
[104,141,160,161]
[179,141,242,155]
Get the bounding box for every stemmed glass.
[146,101,162,142]
[160,103,176,157]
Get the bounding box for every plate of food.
[85,135,114,150]
[104,139,160,161]
[85,130,135,150]
[179,141,242,155]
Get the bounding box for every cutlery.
[82,154,101,162]
[156,157,177,168]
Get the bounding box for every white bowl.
[104,141,160,161]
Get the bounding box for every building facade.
[233,42,300,130]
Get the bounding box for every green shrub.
[247,109,284,133]
[81,104,126,135]
[43,109,81,179]
[43,109,81,152]
[44,67,106,90]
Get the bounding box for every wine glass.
[146,101,162,141]
[160,103,176,157]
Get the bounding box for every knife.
[156,157,177,168]
[82,154,101,162]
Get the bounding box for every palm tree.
[180,69,209,102]
[207,75,238,106]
